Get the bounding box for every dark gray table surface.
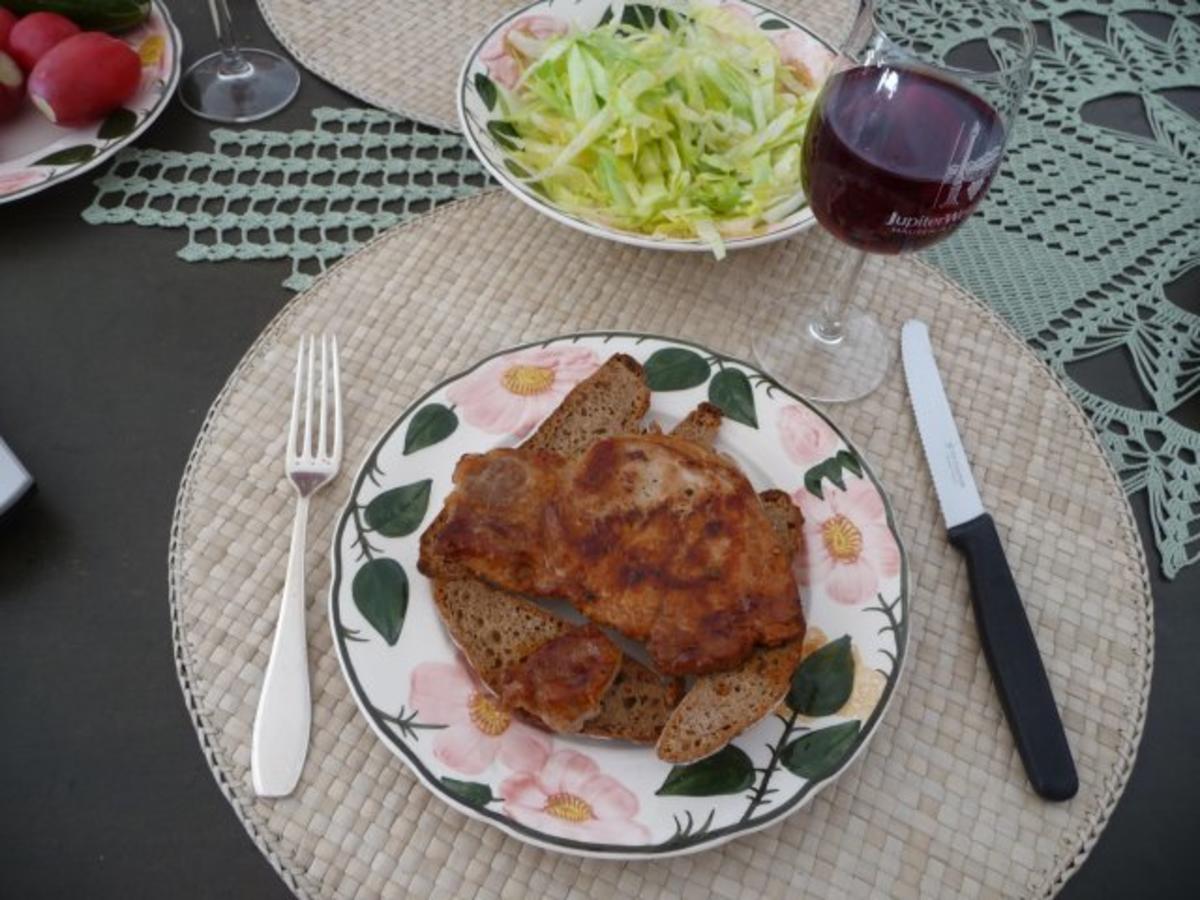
[1,2,1197,897]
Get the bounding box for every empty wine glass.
[753,0,1036,402]
[180,0,301,123]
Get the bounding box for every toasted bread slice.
[584,657,685,743]
[656,489,807,763]
[432,578,681,742]
[433,577,568,680]
[655,640,809,763]
[758,488,803,557]
[523,353,650,457]
[670,401,724,447]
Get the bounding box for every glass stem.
[208,0,250,74]
[810,248,868,344]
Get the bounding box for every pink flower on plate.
[0,170,47,195]
[793,477,901,606]
[409,660,551,776]
[447,345,600,438]
[499,749,650,843]
[778,403,840,470]
[717,1,758,25]
[479,14,569,90]
[773,29,834,89]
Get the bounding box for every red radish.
[0,49,23,121]
[8,12,79,72]
[29,32,140,126]
[0,8,18,51]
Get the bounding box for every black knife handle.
[947,513,1078,801]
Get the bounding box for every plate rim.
[328,330,911,859]
[0,0,183,206]
[456,0,831,254]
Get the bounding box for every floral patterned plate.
[330,333,908,858]
[0,1,180,205]
[458,0,832,254]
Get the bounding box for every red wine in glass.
[802,64,1007,254]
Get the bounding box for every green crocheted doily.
[85,108,488,291]
[83,0,1199,576]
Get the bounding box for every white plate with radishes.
[0,0,180,204]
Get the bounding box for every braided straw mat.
[256,0,852,130]
[171,191,1152,900]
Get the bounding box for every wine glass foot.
[179,50,301,124]
[753,307,892,403]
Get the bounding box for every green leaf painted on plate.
[787,634,853,716]
[655,745,755,796]
[838,449,863,478]
[98,108,137,140]
[802,449,861,500]
[441,777,495,807]
[708,368,758,428]
[644,347,711,391]
[34,144,96,166]
[352,558,408,645]
[621,3,658,30]
[759,18,790,30]
[487,119,520,151]
[803,458,840,500]
[780,720,861,779]
[474,72,498,111]
[364,479,431,538]
[403,403,458,455]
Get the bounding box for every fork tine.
[331,335,342,463]
[318,334,329,459]
[287,338,304,463]
[303,335,316,459]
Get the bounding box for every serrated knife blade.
[901,318,1078,802]
[900,321,984,528]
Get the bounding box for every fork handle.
[251,496,313,797]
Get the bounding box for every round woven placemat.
[256,0,853,130]
[171,191,1152,899]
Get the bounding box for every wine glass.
[179,0,301,123]
[753,0,1037,402]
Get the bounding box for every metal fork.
[251,334,342,797]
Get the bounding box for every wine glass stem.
[811,248,868,345]
[208,0,251,75]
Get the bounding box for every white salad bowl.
[458,0,833,254]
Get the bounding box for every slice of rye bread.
[433,578,681,742]
[656,489,809,764]
[670,401,725,446]
[655,637,809,763]
[522,353,651,457]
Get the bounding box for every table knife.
[901,320,1078,802]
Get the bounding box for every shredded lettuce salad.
[486,4,820,258]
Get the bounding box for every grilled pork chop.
[419,433,804,676]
